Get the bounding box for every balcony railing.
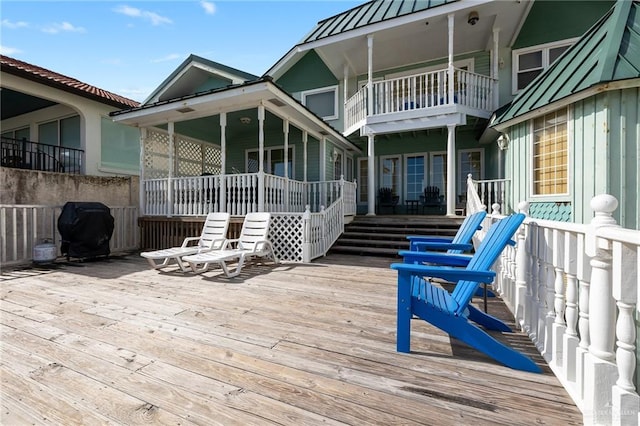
[344,67,495,135]
[1,136,83,174]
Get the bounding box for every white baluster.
[550,228,566,368]
[515,201,530,329]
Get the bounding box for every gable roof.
[0,55,139,109]
[302,0,457,43]
[493,0,640,128]
[143,54,259,105]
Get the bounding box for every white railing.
[0,205,139,266]
[344,68,495,134]
[302,199,345,262]
[467,179,640,425]
[468,175,508,214]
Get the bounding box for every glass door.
[380,155,402,202]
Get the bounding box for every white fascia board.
[365,113,465,134]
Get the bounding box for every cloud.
[151,53,183,63]
[42,22,86,34]
[0,45,22,55]
[114,5,172,26]
[1,19,29,29]
[200,1,216,15]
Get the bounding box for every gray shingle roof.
[493,0,640,127]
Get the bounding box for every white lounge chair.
[140,212,230,271]
[182,212,277,277]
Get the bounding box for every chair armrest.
[210,238,227,250]
[181,237,201,248]
[398,250,472,267]
[391,263,495,283]
[412,242,473,252]
[221,238,240,250]
[406,236,454,243]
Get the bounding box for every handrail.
[1,136,84,174]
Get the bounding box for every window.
[357,158,368,203]
[246,146,294,177]
[532,108,568,196]
[458,149,483,194]
[430,152,447,194]
[1,127,30,141]
[380,155,402,201]
[39,115,81,148]
[333,151,343,180]
[512,39,576,93]
[301,86,338,120]
[345,156,353,181]
[405,154,426,201]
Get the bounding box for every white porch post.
[367,133,375,216]
[343,64,349,111]
[220,112,227,212]
[167,121,175,217]
[320,137,326,207]
[446,124,456,216]
[303,131,308,183]
[492,27,500,110]
[447,14,455,104]
[283,119,290,211]
[258,105,265,212]
[367,34,374,116]
[139,128,147,216]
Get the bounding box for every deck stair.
[330,215,465,258]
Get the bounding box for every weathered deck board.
[1,254,582,425]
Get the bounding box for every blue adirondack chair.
[406,210,486,253]
[390,213,541,373]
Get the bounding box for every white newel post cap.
[517,201,530,215]
[586,194,619,257]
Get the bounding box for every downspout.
[258,104,265,212]
[220,112,227,212]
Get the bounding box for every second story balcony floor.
[344,67,495,136]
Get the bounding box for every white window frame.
[245,145,295,177]
[403,153,428,201]
[512,38,578,94]
[457,148,484,195]
[379,154,403,203]
[528,107,571,200]
[301,85,339,120]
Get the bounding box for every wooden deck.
[1,254,582,425]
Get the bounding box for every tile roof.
[493,0,640,127]
[302,0,457,43]
[0,55,139,109]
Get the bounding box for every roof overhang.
[111,78,361,153]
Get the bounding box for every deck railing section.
[0,205,139,266]
[466,179,640,425]
[344,68,495,135]
[1,136,84,174]
[468,175,508,214]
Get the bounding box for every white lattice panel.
[203,146,222,174]
[176,138,202,177]
[144,131,170,179]
[269,214,304,262]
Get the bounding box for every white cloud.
[42,21,86,34]
[0,45,22,55]
[151,53,183,63]
[1,19,29,29]
[114,5,172,26]
[200,1,216,15]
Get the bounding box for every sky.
[1,0,362,102]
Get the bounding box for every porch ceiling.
[270,1,530,80]
[111,79,361,153]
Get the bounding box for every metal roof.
[0,55,139,109]
[493,0,640,127]
[301,0,458,43]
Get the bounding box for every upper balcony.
[344,67,495,137]
[1,136,83,174]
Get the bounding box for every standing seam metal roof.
[302,0,457,43]
[493,0,640,127]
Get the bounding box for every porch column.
[447,14,455,104]
[367,133,375,216]
[220,112,227,211]
[446,124,456,216]
[283,119,290,211]
[367,34,374,116]
[492,27,500,109]
[320,137,326,207]
[343,64,349,108]
[139,128,147,216]
[167,121,175,217]
[303,131,308,208]
[258,104,265,212]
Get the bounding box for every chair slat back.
[199,213,231,249]
[450,213,525,313]
[448,210,486,253]
[237,213,271,251]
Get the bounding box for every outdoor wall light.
[497,134,510,150]
[239,116,251,124]
[467,11,479,25]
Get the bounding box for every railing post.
[584,194,619,425]
[515,201,530,329]
[320,206,326,257]
[551,228,567,368]
[302,205,311,263]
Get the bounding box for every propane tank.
[33,238,57,264]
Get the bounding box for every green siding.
[306,136,320,181]
[276,50,338,93]
[513,1,614,49]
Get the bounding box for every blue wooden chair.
[390,213,541,373]
[406,210,486,253]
